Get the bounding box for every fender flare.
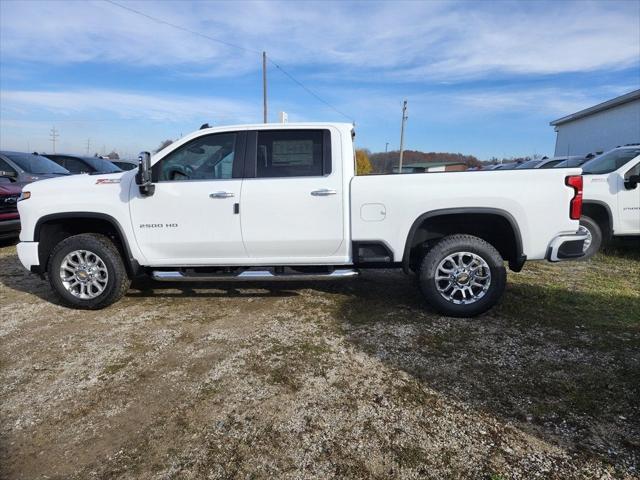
[401,207,525,273]
[581,200,614,238]
[34,212,140,275]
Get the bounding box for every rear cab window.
[247,129,332,178]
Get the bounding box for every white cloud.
[0,0,637,79]
[0,89,259,123]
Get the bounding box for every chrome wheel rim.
[579,225,592,252]
[59,250,109,299]
[434,251,491,305]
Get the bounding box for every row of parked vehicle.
[0,151,137,239]
[480,145,640,258]
[479,154,593,171]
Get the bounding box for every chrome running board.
[151,268,359,282]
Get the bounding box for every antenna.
[263,51,268,123]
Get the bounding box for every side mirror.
[136,151,155,196]
[0,170,17,181]
[624,174,640,190]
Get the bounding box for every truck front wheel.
[418,235,506,317]
[47,233,131,309]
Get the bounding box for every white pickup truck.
[579,145,640,258]
[16,123,587,316]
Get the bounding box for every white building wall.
[554,99,640,156]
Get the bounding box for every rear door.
[240,128,345,261]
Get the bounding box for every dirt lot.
[1,241,639,480]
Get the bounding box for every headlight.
[18,191,31,201]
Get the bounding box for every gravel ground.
[0,241,638,480]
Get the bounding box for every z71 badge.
[95,178,121,184]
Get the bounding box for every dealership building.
[550,89,640,156]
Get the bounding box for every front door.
[129,131,248,265]
[240,128,346,262]
[617,160,640,234]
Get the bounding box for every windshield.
[554,157,587,168]
[515,159,542,169]
[4,152,69,174]
[83,157,122,173]
[581,148,640,175]
[538,159,564,169]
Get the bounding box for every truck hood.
[24,171,130,194]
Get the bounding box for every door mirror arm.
[136,151,155,196]
[624,174,640,190]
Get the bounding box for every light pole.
[398,100,408,173]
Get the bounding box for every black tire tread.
[47,233,130,309]
[418,234,506,318]
[579,215,602,261]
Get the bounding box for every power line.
[102,0,353,123]
[103,0,260,55]
[266,57,353,122]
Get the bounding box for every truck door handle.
[209,191,234,198]
[311,189,337,196]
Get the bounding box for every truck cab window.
[256,130,327,178]
[156,133,237,181]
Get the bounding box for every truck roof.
[198,122,354,132]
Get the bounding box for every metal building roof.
[550,89,640,126]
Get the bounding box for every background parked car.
[494,162,521,170]
[515,159,544,169]
[0,151,70,183]
[0,173,25,240]
[110,159,138,171]
[535,157,572,168]
[553,155,593,168]
[42,154,122,174]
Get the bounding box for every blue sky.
[0,0,638,159]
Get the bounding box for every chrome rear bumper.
[546,227,588,262]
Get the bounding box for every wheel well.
[582,203,612,239]
[404,212,522,271]
[35,216,133,276]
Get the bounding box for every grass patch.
[247,339,333,391]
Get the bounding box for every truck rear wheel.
[47,233,130,309]
[578,215,602,260]
[418,234,506,317]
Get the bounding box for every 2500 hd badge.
[139,223,178,229]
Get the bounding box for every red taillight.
[565,175,583,220]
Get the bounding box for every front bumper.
[17,241,40,272]
[546,228,588,262]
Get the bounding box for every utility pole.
[49,126,59,153]
[385,142,389,153]
[86,138,91,155]
[398,100,408,173]
[262,51,268,123]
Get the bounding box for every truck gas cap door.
[360,203,386,222]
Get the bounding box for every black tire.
[47,233,131,309]
[418,234,506,318]
[579,215,602,260]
